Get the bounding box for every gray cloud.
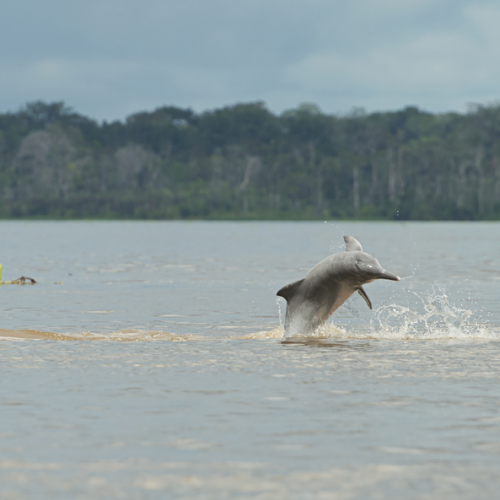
[1,0,499,120]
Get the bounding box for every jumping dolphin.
[277,235,400,336]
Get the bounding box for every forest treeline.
[1,100,500,220]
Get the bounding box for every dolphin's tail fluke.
[277,279,304,302]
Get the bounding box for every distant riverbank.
[2,100,500,221]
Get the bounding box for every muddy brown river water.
[1,221,500,499]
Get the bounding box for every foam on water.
[0,328,198,342]
[236,328,285,339]
[0,327,285,342]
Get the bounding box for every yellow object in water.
[0,264,2,286]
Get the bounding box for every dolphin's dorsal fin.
[344,235,363,252]
[358,286,372,309]
[276,279,304,302]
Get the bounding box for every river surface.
[1,221,500,499]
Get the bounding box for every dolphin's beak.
[378,270,400,281]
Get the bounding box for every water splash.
[364,286,494,339]
[277,286,499,341]
[328,286,497,340]
[276,296,284,329]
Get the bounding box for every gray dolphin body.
[277,236,400,336]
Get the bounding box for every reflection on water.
[2,221,500,499]
[281,337,372,350]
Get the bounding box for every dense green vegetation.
[1,100,500,220]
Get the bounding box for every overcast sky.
[1,0,499,121]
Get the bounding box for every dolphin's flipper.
[277,279,304,302]
[344,235,363,252]
[357,286,372,309]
